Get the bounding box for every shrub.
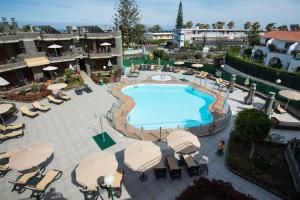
[64,68,74,78]
[31,84,38,93]
[195,53,203,59]
[18,89,27,96]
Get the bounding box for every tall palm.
[22,25,32,32]
[265,23,276,32]
[204,24,210,29]
[216,21,225,29]
[244,21,252,30]
[252,22,261,32]
[277,25,288,31]
[186,21,193,29]
[227,21,235,29]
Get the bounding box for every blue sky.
[0,0,299,29]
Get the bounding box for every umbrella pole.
[285,99,290,110]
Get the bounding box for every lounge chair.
[112,169,125,198]
[47,95,63,105]
[274,101,287,114]
[80,186,99,200]
[180,155,200,177]
[0,130,24,143]
[271,117,300,130]
[25,169,62,199]
[166,156,182,180]
[183,69,195,75]
[216,78,226,88]
[0,123,24,132]
[75,87,83,95]
[154,160,167,179]
[0,149,19,160]
[83,84,93,93]
[9,169,39,193]
[32,102,50,112]
[58,92,71,101]
[200,72,209,78]
[150,65,155,71]
[173,68,180,73]
[19,106,39,118]
[0,164,10,177]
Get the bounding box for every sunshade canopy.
[167,130,200,155]
[124,141,162,172]
[48,44,63,49]
[192,64,204,68]
[100,42,111,46]
[0,77,9,86]
[0,104,13,114]
[43,66,58,71]
[25,57,50,67]
[69,64,74,70]
[47,83,67,91]
[108,60,113,67]
[279,90,300,101]
[9,142,54,171]
[174,61,185,65]
[76,152,118,187]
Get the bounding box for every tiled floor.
[0,70,298,200]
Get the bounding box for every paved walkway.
[0,70,298,200]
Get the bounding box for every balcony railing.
[48,51,82,62]
[85,32,121,39]
[0,60,26,72]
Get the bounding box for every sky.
[0,0,299,30]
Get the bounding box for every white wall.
[288,58,300,72]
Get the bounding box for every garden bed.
[176,177,255,200]
[227,136,300,200]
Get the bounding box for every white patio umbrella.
[174,61,184,65]
[278,90,300,109]
[43,66,58,79]
[100,42,111,46]
[9,142,54,172]
[0,103,13,125]
[47,83,67,91]
[167,130,201,155]
[76,152,118,188]
[69,63,74,71]
[0,76,10,91]
[124,141,162,181]
[48,44,62,57]
[192,64,204,68]
[108,60,113,67]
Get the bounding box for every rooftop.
[263,31,300,42]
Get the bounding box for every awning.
[25,57,50,68]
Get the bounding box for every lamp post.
[104,174,115,200]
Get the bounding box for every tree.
[227,21,235,29]
[234,109,271,159]
[113,0,141,46]
[148,24,162,33]
[277,25,288,31]
[212,23,216,29]
[22,24,32,32]
[252,22,261,31]
[216,21,225,29]
[186,21,193,29]
[204,24,210,29]
[132,23,146,44]
[265,23,276,32]
[246,22,261,46]
[153,49,169,60]
[176,1,184,29]
[243,21,252,30]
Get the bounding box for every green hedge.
[226,50,300,91]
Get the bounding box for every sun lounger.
[201,72,209,78]
[0,130,24,143]
[154,160,167,179]
[271,117,300,131]
[0,164,10,177]
[166,156,182,180]
[180,155,200,177]
[80,186,99,200]
[32,102,50,112]
[9,169,39,193]
[58,92,71,101]
[25,169,62,199]
[47,95,63,105]
[274,101,287,114]
[0,123,24,132]
[112,169,124,198]
[150,65,155,71]
[216,78,226,88]
[83,84,93,93]
[0,149,19,160]
[183,69,195,75]
[19,106,39,118]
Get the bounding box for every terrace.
[0,69,299,200]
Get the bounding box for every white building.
[252,31,300,72]
[173,29,246,48]
[144,32,173,41]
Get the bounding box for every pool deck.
[111,75,226,141]
[0,70,299,200]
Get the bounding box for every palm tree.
[227,21,235,29]
[244,21,252,30]
[204,24,210,29]
[265,23,276,32]
[186,21,193,29]
[22,24,32,32]
[212,23,216,29]
[277,25,288,31]
[216,21,225,29]
[252,22,261,32]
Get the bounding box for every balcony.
[85,31,121,39]
[40,33,79,41]
[0,59,27,72]
[48,51,83,63]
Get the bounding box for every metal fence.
[107,77,232,140]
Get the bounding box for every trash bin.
[99,79,104,86]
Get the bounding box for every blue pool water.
[122,84,215,130]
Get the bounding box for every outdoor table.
[167,156,180,170]
[183,155,197,168]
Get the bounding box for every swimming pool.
[122,84,215,130]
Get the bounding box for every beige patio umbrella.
[47,83,67,91]
[0,76,10,91]
[124,141,162,181]
[192,63,204,68]
[76,152,118,188]
[0,103,13,125]
[167,130,200,155]
[278,90,300,109]
[174,61,185,65]
[9,142,54,172]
